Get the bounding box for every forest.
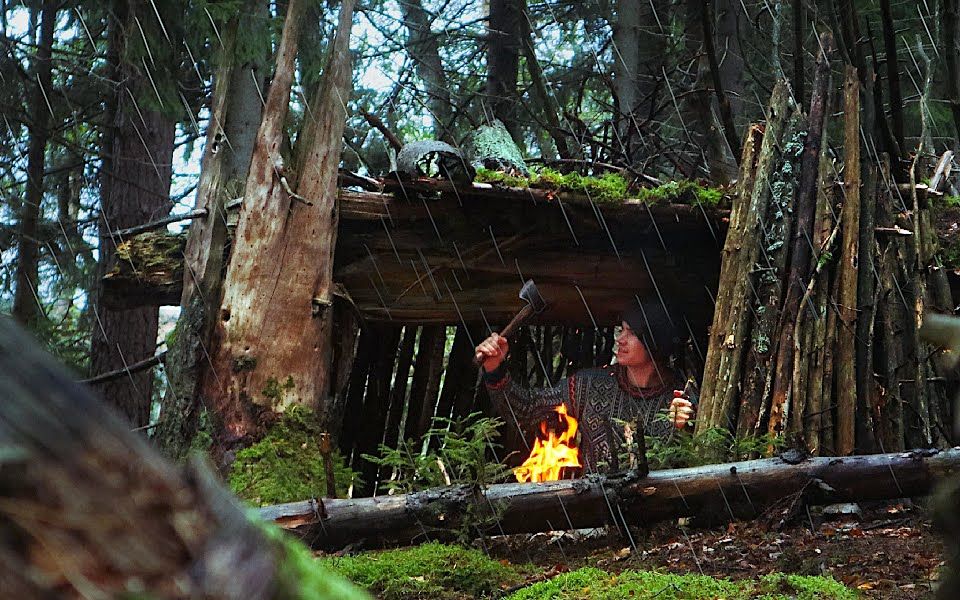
[4,0,960,597]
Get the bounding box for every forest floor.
[479,499,942,598]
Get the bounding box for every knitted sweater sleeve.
[481,364,574,430]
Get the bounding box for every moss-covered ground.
[474,167,725,206]
[307,499,940,599]
[320,542,532,599]
[316,542,858,599]
[507,568,856,599]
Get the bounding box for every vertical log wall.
[696,45,957,455]
[340,322,626,495]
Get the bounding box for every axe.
[474,279,547,366]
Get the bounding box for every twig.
[279,174,313,206]
[361,110,403,152]
[82,350,167,385]
[110,209,208,239]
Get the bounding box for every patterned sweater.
[484,364,697,473]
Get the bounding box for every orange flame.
[513,404,581,483]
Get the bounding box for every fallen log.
[262,447,960,550]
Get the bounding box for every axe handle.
[473,304,536,367]
[500,304,535,339]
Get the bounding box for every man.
[475,299,696,473]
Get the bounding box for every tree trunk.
[680,0,735,183]
[697,82,790,432]
[402,0,454,141]
[202,0,355,460]
[701,0,740,163]
[611,0,666,166]
[223,0,271,184]
[735,108,802,439]
[12,0,55,328]
[90,0,178,427]
[944,0,960,142]
[155,10,248,460]
[487,0,522,141]
[879,0,905,156]
[0,317,367,599]
[264,447,960,551]
[716,0,745,119]
[792,0,805,110]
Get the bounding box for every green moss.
[322,542,530,599]
[188,408,214,454]
[228,406,361,505]
[475,167,531,188]
[755,573,858,600]
[256,518,372,600]
[232,355,257,372]
[263,376,296,401]
[475,168,724,206]
[505,567,856,600]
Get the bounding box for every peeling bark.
[203,0,356,458]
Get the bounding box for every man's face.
[615,320,653,367]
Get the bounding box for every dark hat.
[622,298,683,365]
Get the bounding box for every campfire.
[513,404,581,482]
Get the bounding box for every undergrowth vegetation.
[363,411,511,493]
[229,406,361,505]
[644,425,785,470]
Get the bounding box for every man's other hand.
[668,391,694,429]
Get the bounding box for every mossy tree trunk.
[201,0,356,463]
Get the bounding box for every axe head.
[518,279,546,314]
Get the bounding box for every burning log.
[261,447,960,551]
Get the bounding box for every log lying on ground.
[262,447,960,550]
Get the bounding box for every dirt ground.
[484,499,944,599]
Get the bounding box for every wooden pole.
[767,33,834,440]
[697,83,790,433]
[835,65,862,455]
